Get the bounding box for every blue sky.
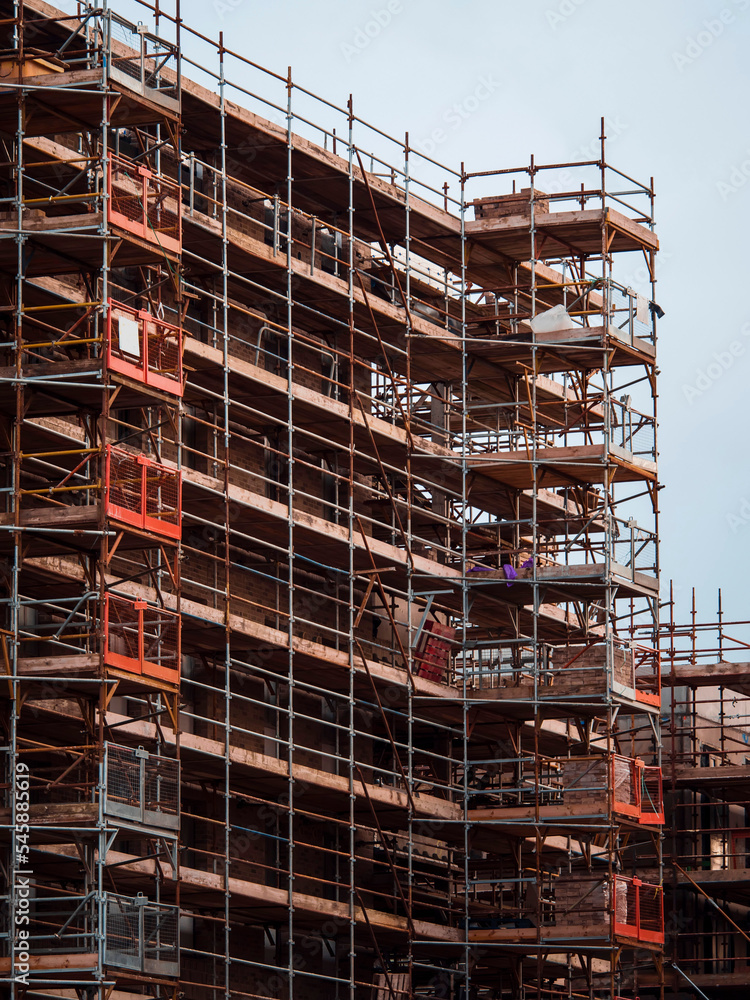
[104,0,750,624]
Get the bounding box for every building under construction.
[9,1,747,998]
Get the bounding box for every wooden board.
[465,207,659,259]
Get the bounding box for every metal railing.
[10,592,180,686]
[105,10,180,107]
[613,876,664,944]
[104,892,180,976]
[104,593,181,685]
[107,153,181,254]
[609,397,656,461]
[104,742,180,831]
[554,875,664,944]
[458,638,661,708]
[105,445,182,539]
[466,753,663,827]
[0,889,179,974]
[107,298,183,395]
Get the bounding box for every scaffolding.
[656,588,750,997]
[0,2,665,999]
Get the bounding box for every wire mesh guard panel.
[105,742,179,830]
[105,447,143,530]
[640,766,665,825]
[610,400,656,461]
[414,621,455,683]
[144,461,181,538]
[106,299,183,396]
[149,314,183,393]
[106,11,180,105]
[105,446,181,539]
[634,644,661,706]
[104,894,179,976]
[146,172,181,247]
[144,753,179,823]
[559,755,662,827]
[104,594,180,685]
[105,742,140,817]
[107,154,181,254]
[105,595,141,667]
[638,883,665,942]
[109,155,144,226]
[612,877,664,944]
[611,644,637,692]
[612,755,640,819]
[552,875,661,944]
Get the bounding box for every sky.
[105,0,750,626]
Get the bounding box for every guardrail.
[108,154,181,255]
[104,593,180,686]
[104,742,180,830]
[0,890,179,976]
[105,446,181,539]
[104,893,179,976]
[107,298,183,395]
[613,876,664,945]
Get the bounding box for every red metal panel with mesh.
[107,154,181,255]
[105,446,181,540]
[637,879,665,944]
[104,594,180,685]
[612,876,664,944]
[106,299,183,396]
[105,447,144,531]
[612,755,640,820]
[147,314,183,394]
[143,460,181,538]
[104,594,145,674]
[414,621,455,683]
[640,766,665,825]
[634,643,661,706]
